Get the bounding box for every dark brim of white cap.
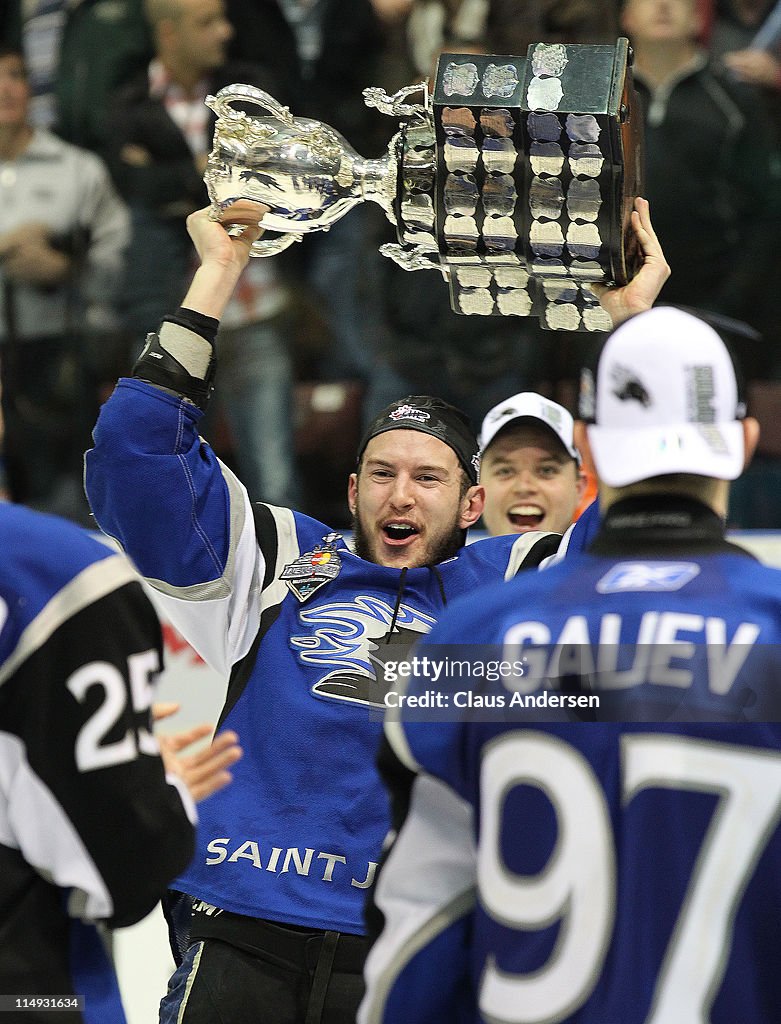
[587,421,744,487]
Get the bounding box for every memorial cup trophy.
[204,39,643,330]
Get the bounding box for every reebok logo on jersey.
[596,562,701,594]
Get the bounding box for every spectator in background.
[714,1,781,185]
[721,2,781,90]
[224,0,386,385]
[710,0,780,60]
[492,0,620,47]
[371,0,620,88]
[708,0,781,387]
[0,46,129,523]
[109,0,297,505]
[1,0,152,156]
[478,392,588,538]
[621,0,781,333]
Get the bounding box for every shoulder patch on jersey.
[281,534,344,602]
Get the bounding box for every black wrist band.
[165,307,220,345]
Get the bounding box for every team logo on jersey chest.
[281,533,343,601]
[291,596,435,707]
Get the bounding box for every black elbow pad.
[132,331,217,411]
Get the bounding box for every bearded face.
[348,431,480,568]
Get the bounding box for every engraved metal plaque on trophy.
[431,39,643,330]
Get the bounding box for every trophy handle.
[247,233,302,257]
[362,82,430,120]
[206,85,304,256]
[206,83,296,127]
[380,242,445,276]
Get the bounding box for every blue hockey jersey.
[84,378,554,934]
[0,502,194,1024]
[541,496,600,566]
[361,496,781,1024]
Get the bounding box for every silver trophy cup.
[204,40,643,330]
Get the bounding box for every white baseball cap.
[479,392,580,464]
[581,307,746,487]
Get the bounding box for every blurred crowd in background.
[1,0,780,529]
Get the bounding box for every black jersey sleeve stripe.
[252,502,280,592]
[505,530,563,578]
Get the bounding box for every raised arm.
[180,201,266,319]
[85,202,271,677]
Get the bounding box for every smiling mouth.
[507,505,544,531]
[382,522,420,545]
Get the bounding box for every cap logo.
[686,365,717,423]
[389,404,430,424]
[543,405,563,429]
[486,406,517,425]
[611,365,651,407]
[698,425,730,455]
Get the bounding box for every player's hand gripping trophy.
[204,40,644,330]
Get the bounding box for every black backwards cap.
[357,396,481,484]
